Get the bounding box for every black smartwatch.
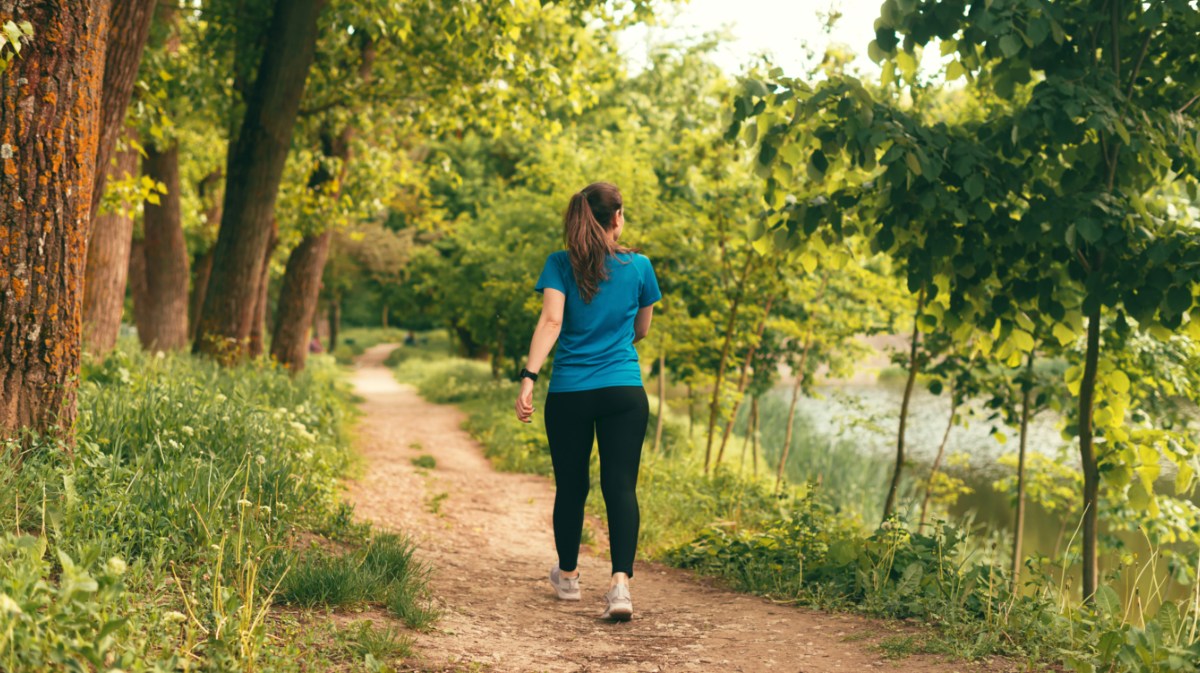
[519,368,539,382]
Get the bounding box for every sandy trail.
[346,345,1012,673]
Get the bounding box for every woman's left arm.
[515,288,565,423]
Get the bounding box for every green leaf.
[1010,329,1035,353]
[1093,585,1121,616]
[945,60,966,82]
[1052,322,1076,346]
[964,173,984,200]
[1166,286,1192,315]
[999,34,1022,58]
[1107,370,1130,394]
[1076,219,1102,244]
[904,151,922,176]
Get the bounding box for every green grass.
[274,533,434,628]
[0,343,426,672]
[339,620,415,661]
[411,455,437,469]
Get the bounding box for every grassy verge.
[0,344,433,672]
[390,338,1200,673]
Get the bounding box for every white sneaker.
[549,565,581,601]
[601,583,632,621]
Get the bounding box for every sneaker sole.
[603,606,632,621]
[554,590,581,601]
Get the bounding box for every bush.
[0,346,367,671]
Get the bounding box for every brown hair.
[563,182,632,303]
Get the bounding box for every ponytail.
[563,182,631,303]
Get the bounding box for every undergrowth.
[0,345,431,672]
[392,342,1200,673]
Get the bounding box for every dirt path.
[347,345,1013,673]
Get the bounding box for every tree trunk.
[751,397,759,477]
[83,144,139,356]
[247,223,277,359]
[776,335,814,492]
[705,252,756,473]
[270,121,354,369]
[653,351,666,452]
[188,170,223,341]
[716,294,775,466]
[0,0,108,439]
[919,384,956,529]
[138,143,190,351]
[1012,351,1035,593]
[90,0,157,221]
[188,250,213,341]
[270,231,331,370]
[382,304,388,329]
[128,240,149,340]
[193,0,327,362]
[1078,307,1102,602]
[883,291,926,522]
[328,298,341,351]
[687,384,694,437]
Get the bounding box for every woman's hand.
[514,378,536,423]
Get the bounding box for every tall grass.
[0,344,426,671]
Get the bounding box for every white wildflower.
[215,393,227,404]
[164,610,187,624]
[237,499,252,508]
[107,557,127,576]
[258,505,271,516]
[255,455,266,466]
[155,351,165,359]
[0,593,22,615]
[181,426,194,436]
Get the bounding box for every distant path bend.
[348,344,1012,673]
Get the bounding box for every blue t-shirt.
[535,250,662,393]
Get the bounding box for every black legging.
[544,386,648,577]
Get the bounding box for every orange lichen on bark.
[10,277,26,301]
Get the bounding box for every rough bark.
[270,231,331,370]
[138,143,189,351]
[883,292,925,521]
[0,0,109,439]
[247,223,277,358]
[194,0,327,361]
[1078,307,1102,602]
[83,143,139,356]
[90,0,157,221]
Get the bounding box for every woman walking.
[514,182,661,621]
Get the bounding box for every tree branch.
[1178,93,1200,115]
[1125,30,1152,100]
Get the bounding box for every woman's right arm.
[515,288,565,423]
[633,305,654,343]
